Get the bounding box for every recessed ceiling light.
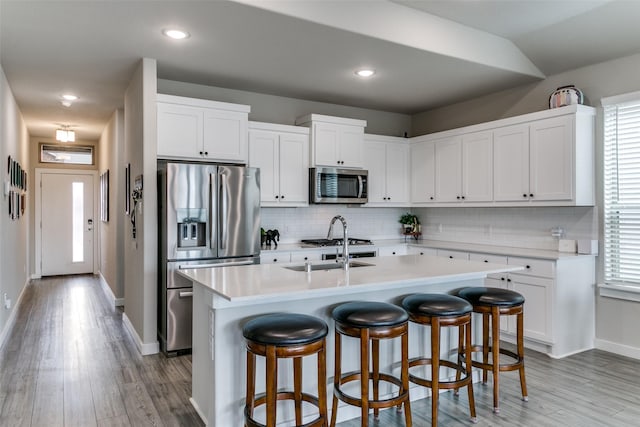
[162,28,190,40]
[61,101,72,107]
[62,94,78,101]
[355,69,376,78]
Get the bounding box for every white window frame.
[600,90,640,301]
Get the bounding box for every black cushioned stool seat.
[457,287,528,414]
[243,313,329,427]
[402,294,477,426]
[330,302,412,427]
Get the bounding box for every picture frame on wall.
[125,163,130,215]
[100,169,109,222]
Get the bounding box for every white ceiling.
[1,0,640,141]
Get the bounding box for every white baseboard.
[595,338,640,360]
[0,279,29,351]
[190,397,207,425]
[98,272,124,307]
[122,312,159,356]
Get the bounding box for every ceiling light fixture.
[56,125,75,143]
[355,69,376,78]
[162,28,190,40]
[62,94,78,101]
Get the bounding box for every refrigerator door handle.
[210,171,217,251]
[179,291,194,298]
[219,170,228,250]
[178,260,255,269]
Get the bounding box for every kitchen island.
[179,254,521,426]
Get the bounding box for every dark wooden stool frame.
[245,337,328,427]
[330,320,412,427]
[460,302,528,413]
[407,308,477,426]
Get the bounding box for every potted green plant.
[398,212,420,234]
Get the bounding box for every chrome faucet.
[327,215,349,270]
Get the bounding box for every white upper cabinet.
[411,105,595,207]
[295,114,366,168]
[157,94,250,163]
[248,122,309,207]
[363,135,409,206]
[410,139,436,203]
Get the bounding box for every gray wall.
[412,51,640,358]
[158,79,412,137]
[123,58,158,354]
[0,66,30,346]
[98,109,125,302]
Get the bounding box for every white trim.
[189,398,207,426]
[595,338,640,361]
[598,283,640,302]
[122,312,159,355]
[35,168,99,277]
[98,272,124,307]
[601,90,640,106]
[0,279,29,351]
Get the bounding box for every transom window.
[40,143,94,165]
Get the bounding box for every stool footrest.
[467,345,525,372]
[408,357,473,390]
[334,371,409,410]
[245,392,326,427]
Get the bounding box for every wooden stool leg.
[517,309,529,402]
[294,356,303,425]
[318,340,328,426]
[482,313,489,384]
[266,345,278,427]
[401,326,412,427]
[330,330,341,427]
[360,328,370,427]
[372,339,380,419]
[491,307,500,414]
[465,320,477,423]
[454,324,464,396]
[246,351,256,419]
[431,318,440,427]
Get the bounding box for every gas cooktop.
[300,238,373,247]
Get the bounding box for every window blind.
[603,98,640,286]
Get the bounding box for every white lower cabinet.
[407,246,437,256]
[436,249,470,260]
[290,251,325,263]
[377,245,407,257]
[260,252,291,264]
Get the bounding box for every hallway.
[0,275,202,427]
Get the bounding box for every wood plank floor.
[2,275,640,426]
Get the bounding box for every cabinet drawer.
[290,252,323,263]
[407,246,437,256]
[260,253,291,264]
[469,253,508,265]
[437,249,470,260]
[508,257,555,278]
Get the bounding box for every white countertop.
[260,238,591,260]
[178,254,521,304]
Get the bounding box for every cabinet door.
[436,249,469,260]
[435,136,462,202]
[338,125,364,168]
[410,141,436,203]
[462,131,493,202]
[363,140,387,203]
[157,103,203,158]
[248,130,279,204]
[313,122,340,166]
[529,116,573,201]
[378,246,407,256]
[493,124,530,201]
[260,253,291,264]
[290,251,323,263]
[510,274,553,343]
[278,133,309,206]
[203,109,247,163]
[407,246,437,256]
[386,143,410,204]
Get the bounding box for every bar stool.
[456,287,528,413]
[330,301,412,427]
[243,313,329,427]
[402,294,477,426]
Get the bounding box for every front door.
[40,172,95,276]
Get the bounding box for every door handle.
[179,291,193,298]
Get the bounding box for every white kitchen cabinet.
[493,113,593,205]
[363,135,409,206]
[480,254,595,358]
[260,252,291,264]
[248,122,309,207]
[407,246,437,256]
[411,131,492,204]
[290,251,325,263]
[295,114,366,168]
[377,245,408,257]
[410,139,436,203]
[157,94,250,163]
[436,249,470,260]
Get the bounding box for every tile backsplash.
[261,205,598,251]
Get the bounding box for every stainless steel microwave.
[310,167,368,204]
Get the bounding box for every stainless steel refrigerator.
[158,161,261,355]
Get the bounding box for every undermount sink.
[284,261,374,272]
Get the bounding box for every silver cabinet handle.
[357,175,364,198]
[179,291,193,298]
